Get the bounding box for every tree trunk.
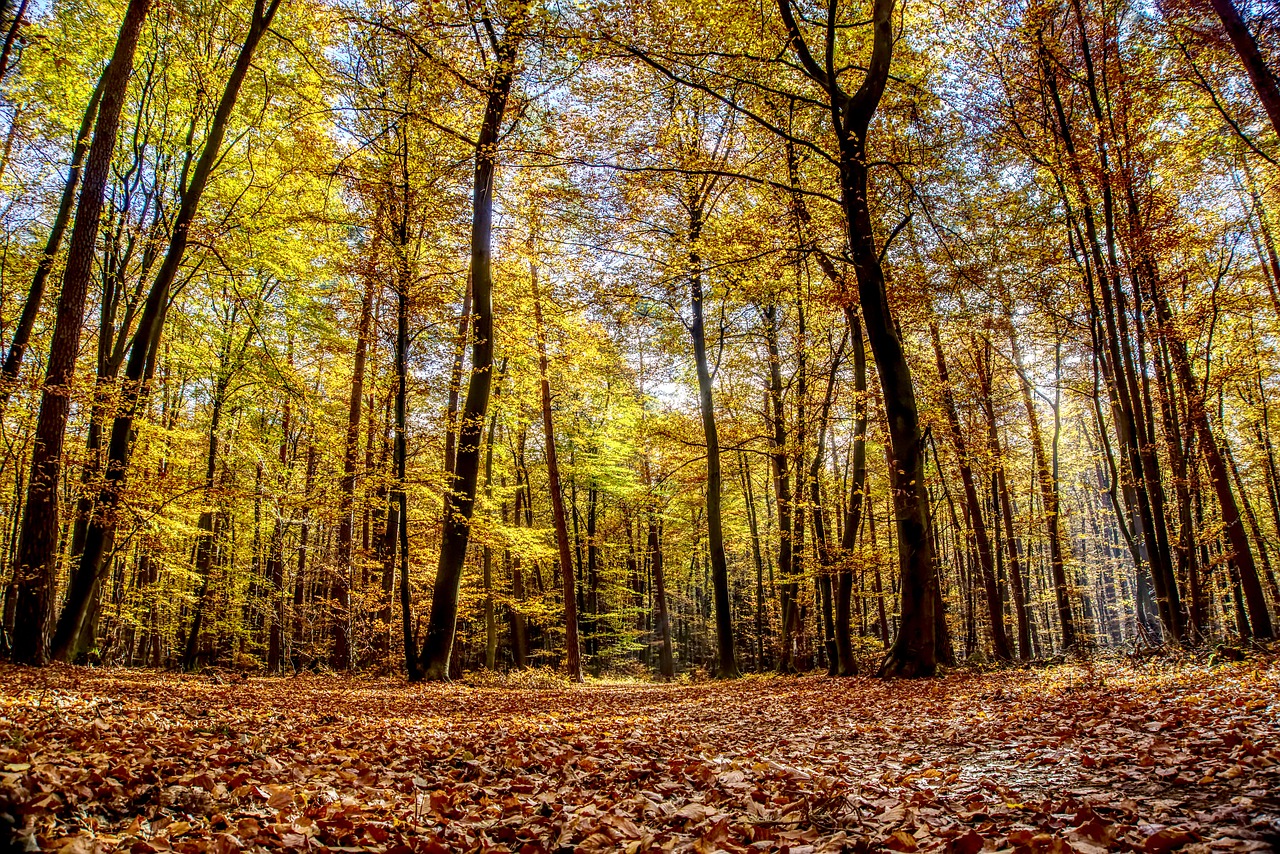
[931,324,1011,661]
[0,0,30,83]
[0,69,107,400]
[266,403,290,673]
[530,265,582,681]
[688,205,739,679]
[761,303,797,672]
[835,306,869,674]
[976,341,1032,660]
[779,0,936,675]
[180,375,229,672]
[65,0,283,648]
[649,512,674,679]
[419,12,525,680]
[481,361,505,670]
[9,0,150,665]
[332,278,373,670]
[1206,0,1280,139]
[1154,285,1274,639]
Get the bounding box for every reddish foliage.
[1,660,1277,852]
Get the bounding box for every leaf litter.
[1,659,1277,853]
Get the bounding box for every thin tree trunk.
[689,205,738,678]
[333,278,374,670]
[835,306,869,674]
[761,303,796,672]
[530,265,582,682]
[649,512,674,679]
[1152,285,1274,639]
[739,451,767,670]
[481,361,505,670]
[0,70,107,400]
[180,374,229,672]
[976,341,1032,659]
[266,402,290,672]
[1009,325,1080,649]
[65,0,284,650]
[931,324,1011,660]
[0,0,30,82]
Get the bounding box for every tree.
[419,2,528,681]
[8,0,151,665]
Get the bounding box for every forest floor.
[1,657,1278,853]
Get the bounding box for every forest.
[0,0,1279,849]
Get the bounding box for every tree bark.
[481,361,505,670]
[65,0,283,652]
[1152,286,1274,639]
[9,0,150,665]
[332,278,374,670]
[531,267,582,682]
[778,0,935,676]
[419,9,525,680]
[688,205,739,679]
[1205,0,1280,139]
[648,512,674,679]
[761,303,797,672]
[975,340,1032,659]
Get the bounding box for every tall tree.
[531,264,582,681]
[419,4,527,681]
[52,0,284,662]
[777,0,938,676]
[8,0,151,665]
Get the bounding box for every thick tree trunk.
[419,12,524,680]
[780,0,936,675]
[9,0,150,665]
[1206,0,1280,139]
[0,0,30,83]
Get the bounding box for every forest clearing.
[1,659,1279,853]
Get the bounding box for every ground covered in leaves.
[2,659,1278,853]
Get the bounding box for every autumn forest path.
[1,661,1278,852]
